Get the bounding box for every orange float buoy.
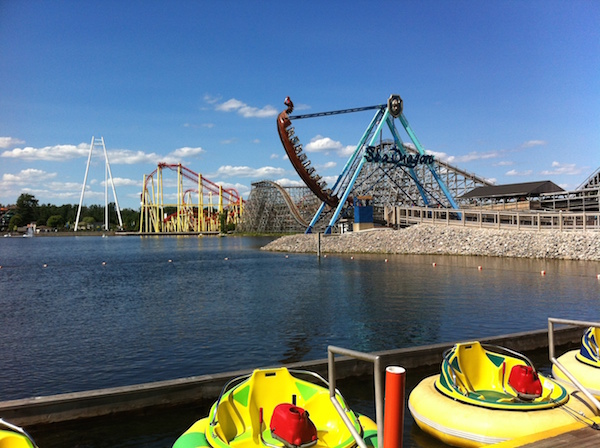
[541,270,546,276]
[478,266,483,271]
[432,262,437,267]
[384,366,406,448]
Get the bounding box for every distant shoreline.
[261,224,600,261]
[3,231,116,238]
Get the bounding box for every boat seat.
[579,327,600,364]
[213,389,253,445]
[245,369,351,447]
[452,342,508,397]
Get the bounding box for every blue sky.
[1,0,598,210]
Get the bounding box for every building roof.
[460,181,564,200]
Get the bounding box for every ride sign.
[365,145,435,168]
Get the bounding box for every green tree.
[16,193,39,224]
[47,215,65,229]
[120,208,139,231]
[8,214,23,230]
[82,216,96,227]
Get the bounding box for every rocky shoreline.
[261,225,600,261]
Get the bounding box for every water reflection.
[0,236,598,403]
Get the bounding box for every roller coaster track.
[578,166,600,190]
[144,163,242,205]
[140,163,243,233]
[262,180,308,228]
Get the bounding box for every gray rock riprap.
[261,225,600,261]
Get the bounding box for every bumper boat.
[552,326,600,398]
[409,341,597,447]
[173,367,377,448]
[0,418,37,447]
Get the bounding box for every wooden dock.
[492,417,600,447]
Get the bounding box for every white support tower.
[74,136,124,232]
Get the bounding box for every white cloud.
[2,168,58,184]
[540,161,584,176]
[0,141,203,166]
[270,153,280,159]
[318,161,337,170]
[506,169,533,176]
[213,165,286,178]
[454,151,501,163]
[215,98,278,118]
[338,145,356,157]
[0,137,25,149]
[55,181,83,190]
[171,146,205,158]
[322,175,338,186]
[426,150,453,163]
[107,149,165,165]
[274,177,305,187]
[100,177,139,187]
[426,148,502,165]
[305,135,355,157]
[1,143,89,161]
[522,140,547,148]
[213,181,250,196]
[203,94,221,104]
[305,135,340,153]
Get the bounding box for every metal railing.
[548,317,600,412]
[385,205,600,231]
[327,346,384,448]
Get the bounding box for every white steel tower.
[74,136,123,232]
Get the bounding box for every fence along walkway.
[385,205,600,231]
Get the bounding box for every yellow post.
[140,174,146,233]
[157,165,164,233]
[177,164,182,233]
[198,174,204,233]
[218,185,223,232]
[209,192,214,231]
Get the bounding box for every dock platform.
[492,417,600,447]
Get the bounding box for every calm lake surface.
[1,234,599,447]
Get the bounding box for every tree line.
[1,193,140,232]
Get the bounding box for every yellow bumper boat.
[0,418,37,448]
[409,341,597,447]
[553,326,600,398]
[173,367,377,448]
